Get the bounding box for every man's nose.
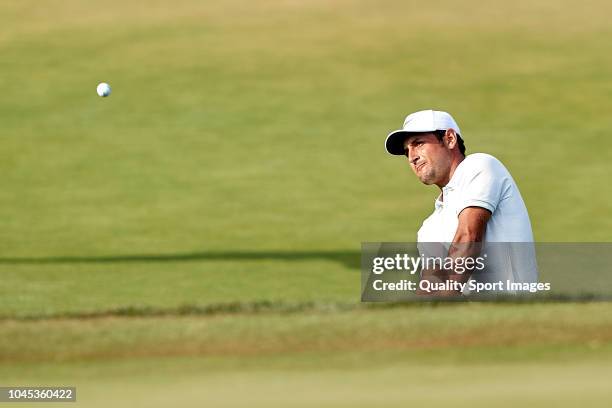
[408,150,419,165]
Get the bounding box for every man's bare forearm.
[418,207,490,296]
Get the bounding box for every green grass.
[5,353,612,408]
[2,304,612,407]
[1,0,611,315]
[1,0,612,406]
[2,303,612,363]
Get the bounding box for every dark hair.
[433,130,466,156]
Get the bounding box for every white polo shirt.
[417,153,538,284]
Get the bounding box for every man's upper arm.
[454,206,491,242]
[455,155,509,216]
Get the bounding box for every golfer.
[385,110,538,295]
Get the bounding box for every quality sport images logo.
[359,242,576,301]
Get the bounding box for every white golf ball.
[96,82,111,97]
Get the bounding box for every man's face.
[403,132,453,186]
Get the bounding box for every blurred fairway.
[2,303,612,407]
[1,0,612,406]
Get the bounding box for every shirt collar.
[444,157,468,191]
[434,157,468,210]
[434,193,443,210]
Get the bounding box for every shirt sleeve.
[455,156,509,215]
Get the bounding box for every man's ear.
[445,129,458,150]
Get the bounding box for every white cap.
[385,110,462,155]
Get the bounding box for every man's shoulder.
[459,153,510,178]
[463,153,503,167]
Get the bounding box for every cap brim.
[385,130,413,155]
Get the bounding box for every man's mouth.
[415,162,426,172]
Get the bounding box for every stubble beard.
[416,165,437,185]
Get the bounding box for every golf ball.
[96,82,111,97]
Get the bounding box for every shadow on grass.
[0,250,361,269]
